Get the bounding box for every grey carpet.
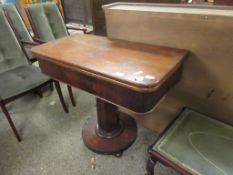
[0,84,178,175]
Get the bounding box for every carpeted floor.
[0,85,178,175]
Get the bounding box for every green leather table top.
[153,109,233,175]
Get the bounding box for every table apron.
[38,59,182,113]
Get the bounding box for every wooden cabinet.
[91,0,182,36]
[214,0,233,5]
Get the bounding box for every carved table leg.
[82,98,137,155]
[146,156,157,175]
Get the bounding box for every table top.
[32,35,188,91]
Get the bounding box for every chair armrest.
[32,37,46,44]
[21,40,39,46]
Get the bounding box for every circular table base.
[82,113,137,155]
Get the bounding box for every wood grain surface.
[32,35,188,91]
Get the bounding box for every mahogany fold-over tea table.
[32,35,188,155]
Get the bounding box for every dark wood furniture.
[91,0,182,36]
[32,35,188,155]
[146,108,233,175]
[214,0,233,5]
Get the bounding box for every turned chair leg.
[37,88,43,98]
[54,81,69,113]
[67,85,76,107]
[50,82,54,91]
[0,103,22,142]
[146,156,157,175]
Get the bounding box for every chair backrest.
[26,3,68,42]
[0,4,33,42]
[0,10,27,74]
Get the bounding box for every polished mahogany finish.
[32,35,188,113]
[32,35,188,154]
[83,99,137,154]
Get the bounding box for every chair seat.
[24,45,34,59]
[0,65,50,100]
[153,109,233,175]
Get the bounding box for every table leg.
[82,98,137,155]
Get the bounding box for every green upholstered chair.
[25,2,87,42]
[147,108,233,175]
[0,3,74,112]
[0,4,38,63]
[0,10,68,142]
[0,3,76,108]
[25,3,87,107]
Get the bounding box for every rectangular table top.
[32,35,188,91]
